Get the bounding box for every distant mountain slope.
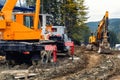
[109,18,120,34]
[87,18,120,34]
[87,21,99,32]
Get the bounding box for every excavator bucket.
[98,43,111,54]
[98,47,111,54]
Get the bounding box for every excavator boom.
[97,11,109,40]
[34,0,40,30]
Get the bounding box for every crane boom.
[0,0,42,40]
[1,0,40,30]
[34,0,40,30]
[1,0,17,20]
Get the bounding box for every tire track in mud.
[30,53,88,80]
[53,51,120,80]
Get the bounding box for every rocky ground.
[0,46,120,80]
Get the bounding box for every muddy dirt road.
[0,46,120,80]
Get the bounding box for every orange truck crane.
[0,0,74,64]
[87,11,111,53]
[0,0,51,40]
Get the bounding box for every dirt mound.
[52,47,120,80]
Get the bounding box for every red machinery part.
[45,45,57,51]
[53,49,57,62]
[23,51,30,55]
[45,45,57,62]
[65,41,74,55]
[70,46,74,55]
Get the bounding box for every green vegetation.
[62,0,90,44]
[42,0,90,44]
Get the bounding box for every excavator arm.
[97,11,109,40]
[34,0,40,30]
[96,11,110,53]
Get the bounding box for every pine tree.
[43,0,63,25]
[26,0,35,6]
[61,0,90,44]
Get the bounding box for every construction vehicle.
[86,11,111,53]
[50,26,73,55]
[0,0,74,64]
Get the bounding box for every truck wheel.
[47,51,52,62]
[6,53,15,67]
[6,60,15,67]
[41,51,49,63]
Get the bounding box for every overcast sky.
[85,0,120,22]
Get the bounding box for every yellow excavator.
[87,11,111,53]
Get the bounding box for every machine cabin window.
[24,16,33,28]
[52,28,57,32]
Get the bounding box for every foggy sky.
[85,0,120,22]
